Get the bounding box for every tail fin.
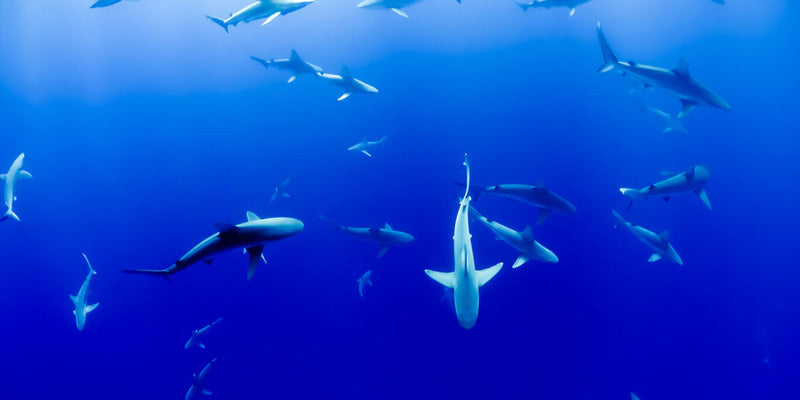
[1,209,19,222]
[207,16,229,33]
[596,22,619,73]
[122,267,173,281]
[82,253,97,275]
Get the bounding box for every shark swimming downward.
[426,155,503,329]
[71,253,99,331]
[597,22,730,118]
[1,153,32,222]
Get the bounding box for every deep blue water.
[1,0,799,399]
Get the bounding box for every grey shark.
[270,177,292,203]
[357,270,373,299]
[251,50,323,83]
[620,165,711,211]
[356,0,443,18]
[516,0,590,16]
[185,318,223,350]
[123,212,303,280]
[186,357,217,400]
[644,105,687,135]
[71,253,99,331]
[1,153,32,222]
[90,0,136,8]
[320,215,413,258]
[426,155,503,329]
[469,206,558,268]
[461,182,576,224]
[612,210,683,266]
[207,0,314,33]
[597,22,730,118]
[319,67,379,101]
[347,136,387,157]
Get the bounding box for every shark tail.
[207,16,229,33]
[122,267,173,281]
[596,22,619,73]
[1,209,19,222]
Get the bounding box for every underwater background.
[1,0,799,399]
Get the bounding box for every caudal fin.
[207,16,229,33]
[1,209,19,222]
[596,22,619,73]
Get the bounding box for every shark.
[460,182,576,224]
[320,215,413,258]
[347,136,387,157]
[123,212,303,280]
[270,177,293,203]
[185,357,217,400]
[357,270,373,299]
[355,0,445,18]
[207,0,314,33]
[71,253,99,331]
[612,210,683,266]
[631,394,640,400]
[1,153,32,222]
[597,22,730,118]
[620,165,711,211]
[425,155,503,329]
[516,0,591,16]
[319,67,379,101]
[90,0,137,8]
[643,105,687,135]
[469,206,558,268]
[185,318,223,350]
[251,50,323,84]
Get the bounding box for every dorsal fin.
[384,222,392,230]
[341,66,353,81]
[659,230,670,241]
[246,211,260,222]
[536,181,548,191]
[520,226,535,241]
[290,49,301,62]
[673,58,690,78]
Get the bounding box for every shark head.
[284,0,315,12]
[252,217,304,239]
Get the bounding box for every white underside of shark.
[1,153,32,222]
[71,253,99,331]
[425,155,503,329]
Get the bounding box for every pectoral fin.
[337,93,351,101]
[678,99,696,118]
[287,75,296,83]
[390,8,408,18]
[85,303,99,313]
[361,150,372,157]
[377,246,389,258]
[425,269,455,289]
[18,170,32,179]
[696,188,711,210]
[246,245,265,280]
[261,12,280,26]
[476,262,503,286]
[69,295,78,304]
[512,254,529,269]
[569,8,576,16]
[648,253,662,262]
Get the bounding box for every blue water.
[1,0,799,399]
